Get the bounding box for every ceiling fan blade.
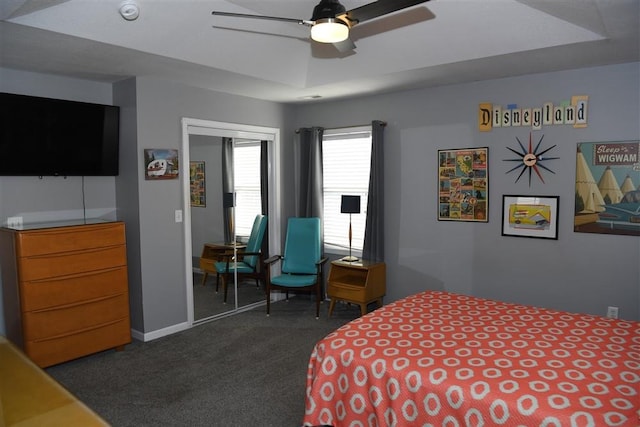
[212,11,313,27]
[333,38,356,53]
[340,0,430,26]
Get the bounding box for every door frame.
[181,117,281,326]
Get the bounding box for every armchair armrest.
[264,255,282,265]
[236,250,262,257]
[218,250,262,261]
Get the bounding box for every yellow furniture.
[327,259,386,316]
[0,335,108,426]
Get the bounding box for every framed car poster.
[502,195,559,239]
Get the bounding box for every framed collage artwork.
[190,161,206,207]
[438,147,489,222]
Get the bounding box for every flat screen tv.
[0,92,120,176]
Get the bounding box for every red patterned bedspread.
[303,291,640,426]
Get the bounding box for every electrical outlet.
[606,306,619,319]
[7,216,23,227]
[175,210,183,223]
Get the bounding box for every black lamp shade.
[341,195,361,214]
[223,192,235,208]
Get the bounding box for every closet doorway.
[181,118,281,326]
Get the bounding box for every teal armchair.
[264,217,327,318]
[215,214,268,303]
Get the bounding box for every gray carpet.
[46,297,360,426]
[193,272,267,320]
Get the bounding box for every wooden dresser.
[0,220,131,367]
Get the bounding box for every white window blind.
[322,126,372,252]
[233,141,261,238]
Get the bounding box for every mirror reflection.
[189,135,267,321]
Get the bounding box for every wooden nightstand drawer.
[15,223,126,256]
[20,266,128,311]
[328,282,367,301]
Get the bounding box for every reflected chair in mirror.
[264,217,327,318]
[215,214,268,303]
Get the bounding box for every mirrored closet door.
[189,134,237,320]
[183,118,281,325]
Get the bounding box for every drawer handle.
[26,224,123,239]
[28,266,125,283]
[30,293,124,313]
[27,244,124,259]
[30,317,129,343]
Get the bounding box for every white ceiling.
[1,0,638,104]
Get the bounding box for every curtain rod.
[295,121,386,134]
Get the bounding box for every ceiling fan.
[212,0,431,52]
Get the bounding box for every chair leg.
[266,285,271,316]
[201,272,208,286]
[215,273,220,292]
[223,273,230,303]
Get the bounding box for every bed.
[303,291,640,426]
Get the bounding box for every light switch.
[175,210,183,223]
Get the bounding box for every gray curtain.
[294,127,324,220]
[260,140,269,255]
[221,137,234,243]
[362,120,385,262]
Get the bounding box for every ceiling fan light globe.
[311,19,349,43]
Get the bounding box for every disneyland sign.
[478,96,588,132]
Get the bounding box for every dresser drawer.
[25,319,131,368]
[16,223,126,256]
[20,266,128,311]
[23,293,130,341]
[18,245,127,282]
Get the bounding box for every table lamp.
[341,195,361,262]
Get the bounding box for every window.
[322,126,372,253]
[233,141,261,238]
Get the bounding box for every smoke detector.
[119,1,139,21]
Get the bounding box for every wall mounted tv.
[0,92,120,176]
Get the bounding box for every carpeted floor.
[46,297,361,426]
[193,272,267,320]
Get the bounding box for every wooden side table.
[199,242,245,286]
[327,259,386,316]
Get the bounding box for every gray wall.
[0,68,117,335]
[1,62,638,340]
[0,70,292,337]
[119,76,292,336]
[292,62,640,320]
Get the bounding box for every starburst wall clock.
[504,132,559,186]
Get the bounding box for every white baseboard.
[130,321,191,342]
